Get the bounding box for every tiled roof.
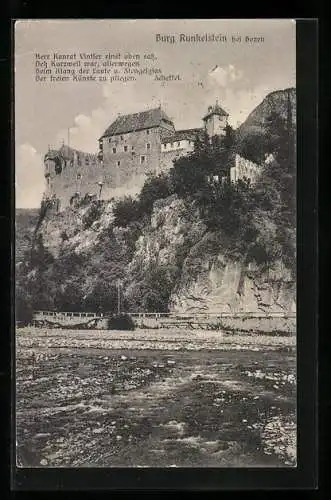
[203,103,229,121]
[100,107,174,138]
[161,128,202,144]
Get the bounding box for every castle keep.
[44,102,261,211]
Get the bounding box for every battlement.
[43,102,244,211]
[44,144,102,211]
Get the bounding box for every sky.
[15,19,296,208]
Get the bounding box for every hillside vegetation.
[16,88,296,323]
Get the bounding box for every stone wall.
[101,123,174,189]
[230,154,261,184]
[44,150,101,210]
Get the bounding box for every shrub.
[84,283,118,313]
[113,173,173,228]
[16,288,33,326]
[113,196,141,227]
[30,234,54,271]
[139,172,173,215]
[107,313,135,330]
[82,201,103,229]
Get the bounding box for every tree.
[169,127,236,199]
[113,196,141,227]
[252,110,296,274]
[53,282,83,312]
[205,178,256,246]
[82,200,103,229]
[139,172,173,215]
[16,287,33,325]
[84,282,118,313]
[30,234,54,271]
[236,129,270,164]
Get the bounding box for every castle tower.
[202,101,229,138]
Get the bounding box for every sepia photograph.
[15,19,296,468]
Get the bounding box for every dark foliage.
[107,313,135,330]
[84,282,118,314]
[112,196,141,227]
[169,127,235,198]
[139,172,173,215]
[113,172,173,228]
[18,106,295,316]
[82,201,103,229]
[30,234,54,271]
[16,288,33,326]
[128,265,178,313]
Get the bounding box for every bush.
[113,173,173,228]
[139,172,173,215]
[107,313,135,330]
[82,201,103,229]
[169,129,234,199]
[16,288,33,326]
[84,283,118,313]
[113,196,141,227]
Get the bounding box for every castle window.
[85,158,89,165]
[146,143,151,150]
[140,155,146,164]
[124,145,128,152]
[120,135,124,140]
[146,129,150,135]
[177,142,180,147]
[108,138,111,143]
[77,173,81,180]
[132,145,135,151]
[112,147,116,154]
[117,161,121,166]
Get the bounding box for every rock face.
[171,247,296,313]
[128,195,206,275]
[29,190,295,314]
[23,88,296,315]
[238,87,296,135]
[35,200,115,259]
[126,198,295,314]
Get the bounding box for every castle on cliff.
[44,102,262,212]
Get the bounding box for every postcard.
[15,19,297,469]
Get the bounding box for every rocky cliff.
[18,88,296,316]
[126,196,295,314]
[25,190,295,314]
[236,87,296,164]
[238,87,296,136]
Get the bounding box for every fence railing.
[33,310,296,320]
